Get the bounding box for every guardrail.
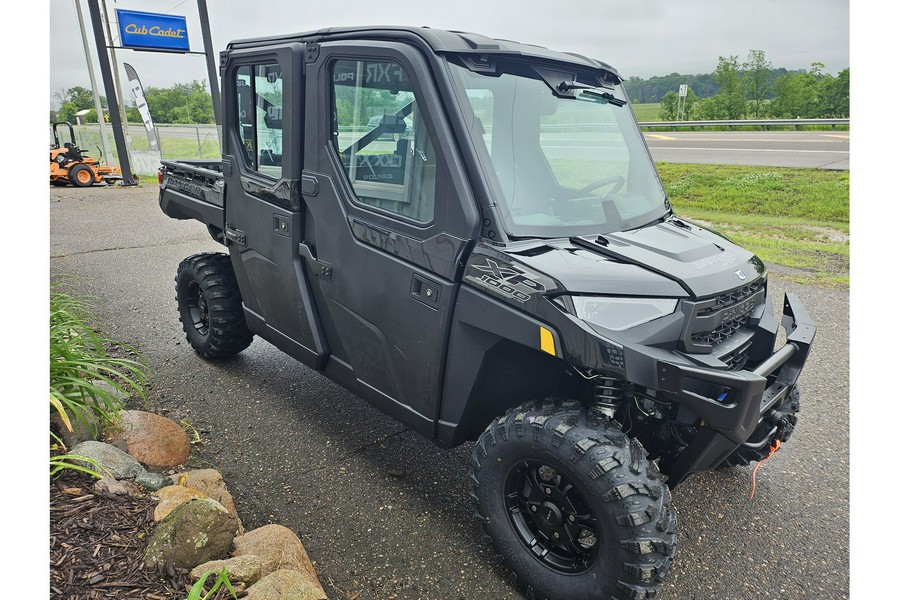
[638,118,849,131]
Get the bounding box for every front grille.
[692,314,751,346]
[720,338,753,371]
[697,281,764,317]
[680,278,767,354]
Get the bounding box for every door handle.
[410,274,440,308]
[298,242,332,280]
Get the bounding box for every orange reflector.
[540,327,556,356]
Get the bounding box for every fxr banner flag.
[123,63,160,152]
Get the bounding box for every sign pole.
[101,0,131,136]
[197,0,222,134]
[677,84,688,121]
[87,0,137,185]
[73,0,112,164]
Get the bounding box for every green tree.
[711,55,746,119]
[695,96,725,120]
[659,87,697,120]
[818,68,849,117]
[53,86,105,124]
[334,86,408,126]
[769,63,823,118]
[743,50,772,118]
[144,80,215,124]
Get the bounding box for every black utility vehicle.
[159,26,815,600]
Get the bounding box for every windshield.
[448,59,669,238]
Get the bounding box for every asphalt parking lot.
[49,183,849,599]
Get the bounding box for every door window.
[330,60,435,224]
[235,63,283,178]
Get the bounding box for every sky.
[48,0,849,105]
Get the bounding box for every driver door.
[299,41,480,436]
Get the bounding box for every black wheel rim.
[504,460,600,574]
[186,282,209,336]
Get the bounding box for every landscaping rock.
[70,441,144,480]
[93,476,141,497]
[144,498,239,570]
[190,555,263,586]
[134,470,170,491]
[168,469,239,516]
[244,569,328,600]
[154,485,209,521]
[51,406,102,449]
[104,410,191,469]
[169,469,243,532]
[233,524,323,591]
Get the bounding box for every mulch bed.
[50,472,191,599]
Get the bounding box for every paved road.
[50,185,849,600]
[643,131,850,170]
[81,125,850,170]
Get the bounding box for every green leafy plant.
[180,420,204,446]
[186,567,237,600]
[49,449,103,478]
[49,287,150,475]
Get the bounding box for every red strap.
[749,439,782,500]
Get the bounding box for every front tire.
[471,399,676,600]
[68,164,94,187]
[175,253,253,358]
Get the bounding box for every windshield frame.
[444,55,671,240]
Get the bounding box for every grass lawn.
[631,103,661,122]
[656,163,849,286]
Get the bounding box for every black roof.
[226,25,620,78]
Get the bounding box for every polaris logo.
[735,270,747,280]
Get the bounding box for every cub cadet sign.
[117,9,190,52]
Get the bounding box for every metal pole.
[87,0,137,185]
[74,0,112,164]
[197,0,222,140]
[101,0,130,135]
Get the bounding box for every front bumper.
[656,292,816,486]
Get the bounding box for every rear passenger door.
[300,41,480,436]
[221,44,327,368]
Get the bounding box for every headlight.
[571,296,678,331]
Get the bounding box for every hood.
[507,221,765,299]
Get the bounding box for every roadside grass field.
[69,126,222,162]
[130,134,222,159]
[126,130,849,286]
[631,103,661,122]
[656,163,849,286]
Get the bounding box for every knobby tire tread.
[470,399,676,600]
[176,252,253,359]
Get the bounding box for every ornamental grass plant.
[49,286,150,475]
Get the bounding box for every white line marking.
[643,147,849,154]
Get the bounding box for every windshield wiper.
[557,81,626,106]
[557,80,597,93]
[581,89,627,107]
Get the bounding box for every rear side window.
[235,63,283,178]
[330,59,436,224]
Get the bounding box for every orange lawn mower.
[50,122,122,187]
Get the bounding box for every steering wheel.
[574,175,625,197]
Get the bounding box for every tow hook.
[764,406,798,444]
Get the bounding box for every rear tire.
[720,387,800,468]
[68,164,94,187]
[470,399,676,600]
[175,253,253,359]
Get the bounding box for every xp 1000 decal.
[465,257,546,303]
